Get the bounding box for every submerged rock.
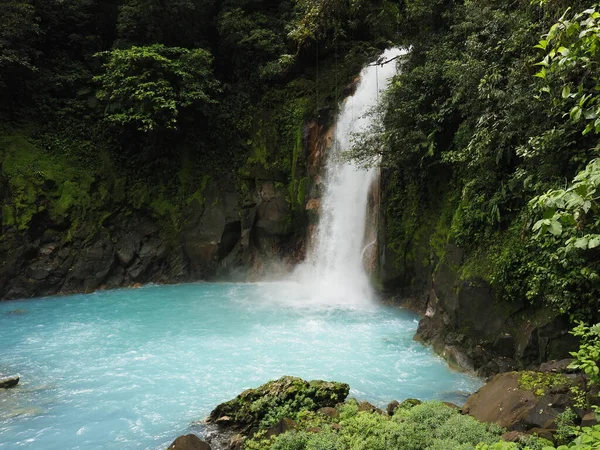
[167,434,211,450]
[0,376,19,389]
[207,376,349,435]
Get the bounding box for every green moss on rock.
[208,376,349,434]
[518,371,571,397]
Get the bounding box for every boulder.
[398,398,422,410]
[0,376,19,389]
[207,377,349,435]
[581,411,599,427]
[463,372,574,431]
[167,434,211,450]
[318,407,339,418]
[358,401,383,414]
[386,400,400,416]
[266,418,297,437]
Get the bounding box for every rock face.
[463,371,577,432]
[207,376,349,435]
[167,434,211,450]
[0,172,304,300]
[380,240,578,375]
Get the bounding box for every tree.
[0,0,41,111]
[94,44,219,132]
[116,0,216,48]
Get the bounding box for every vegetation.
[0,0,395,266]
[334,1,599,332]
[243,397,600,450]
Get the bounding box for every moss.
[518,371,571,396]
[208,376,350,434]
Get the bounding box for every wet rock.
[0,376,19,389]
[386,400,400,416]
[167,434,211,450]
[442,345,475,372]
[208,377,349,435]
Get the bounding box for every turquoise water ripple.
[0,283,481,449]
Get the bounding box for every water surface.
[0,283,481,449]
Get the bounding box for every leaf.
[562,85,571,98]
[571,106,583,121]
[535,67,547,79]
[533,220,545,232]
[574,237,590,249]
[549,220,563,236]
[588,236,600,248]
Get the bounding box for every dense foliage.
[0,0,396,239]
[345,1,600,325]
[244,399,600,450]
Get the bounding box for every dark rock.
[398,398,422,410]
[228,434,243,450]
[441,345,475,372]
[581,411,599,427]
[0,376,19,389]
[208,377,349,435]
[494,334,516,358]
[386,400,400,416]
[115,234,138,265]
[28,266,51,280]
[528,428,555,442]
[358,401,383,414]
[167,434,211,450]
[464,372,576,432]
[539,359,575,373]
[266,418,297,437]
[318,407,339,418]
[502,431,528,442]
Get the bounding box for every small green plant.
[555,408,580,445]
[518,372,571,396]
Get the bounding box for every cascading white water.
[295,48,404,306]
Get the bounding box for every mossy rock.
[207,376,349,435]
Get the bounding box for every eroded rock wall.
[377,173,577,377]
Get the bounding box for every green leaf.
[589,237,600,248]
[549,220,563,236]
[574,237,590,249]
[562,85,571,98]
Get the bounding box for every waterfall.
[295,48,404,306]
